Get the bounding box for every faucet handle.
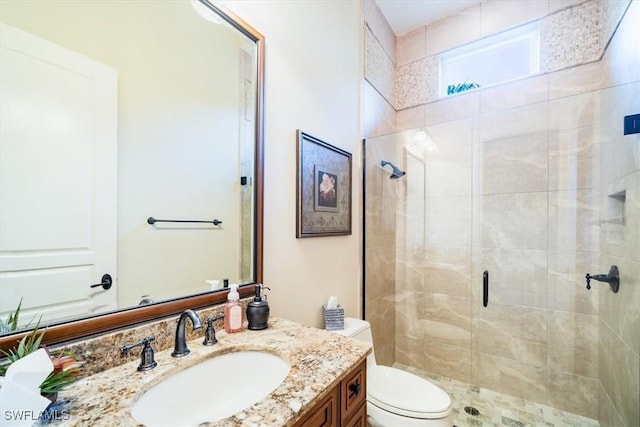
[121,336,158,371]
[203,315,224,346]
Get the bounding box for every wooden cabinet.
[294,360,367,427]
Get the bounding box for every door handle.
[90,274,112,290]
[483,270,489,307]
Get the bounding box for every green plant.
[40,351,83,394]
[0,320,45,374]
[0,323,83,395]
[447,81,480,95]
[1,298,25,333]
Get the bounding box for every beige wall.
[223,1,364,327]
[363,0,638,422]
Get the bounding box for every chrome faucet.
[171,309,202,357]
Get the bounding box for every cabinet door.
[296,386,338,427]
[341,360,366,422]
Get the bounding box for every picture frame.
[296,130,352,237]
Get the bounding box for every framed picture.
[296,130,352,237]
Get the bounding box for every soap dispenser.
[224,284,243,333]
[246,284,270,330]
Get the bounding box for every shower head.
[380,160,406,179]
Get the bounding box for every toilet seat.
[368,366,451,419]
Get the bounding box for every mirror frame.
[0,1,264,352]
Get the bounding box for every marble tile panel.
[475,132,548,195]
[474,248,548,308]
[473,352,547,404]
[547,311,598,378]
[426,90,480,126]
[622,172,640,262]
[421,247,472,298]
[426,4,481,56]
[547,250,599,314]
[363,0,396,62]
[548,189,600,251]
[598,318,640,427]
[428,117,475,149]
[364,246,395,301]
[365,208,395,248]
[396,335,473,382]
[540,0,603,73]
[548,126,600,191]
[480,0,548,37]
[396,105,425,131]
[600,256,640,354]
[479,101,548,143]
[395,250,426,293]
[598,382,626,427]
[475,192,548,250]
[396,26,426,66]
[480,74,549,114]
[395,291,426,340]
[548,61,604,100]
[365,26,395,105]
[425,146,473,196]
[375,297,397,367]
[600,388,626,427]
[419,293,472,347]
[547,369,599,418]
[476,303,547,366]
[367,294,396,338]
[548,90,600,131]
[424,196,473,248]
[395,56,439,110]
[362,80,395,138]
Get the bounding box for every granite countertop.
[59,318,370,426]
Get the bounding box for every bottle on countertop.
[246,284,270,330]
[224,283,243,333]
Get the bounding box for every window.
[439,22,540,97]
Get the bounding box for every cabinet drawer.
[296,386,339,427]
[340,360,366,422]
[343,401,366,427]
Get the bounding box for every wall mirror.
[0,0,264,348]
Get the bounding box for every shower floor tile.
[393,363,600,427]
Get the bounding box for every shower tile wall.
[362,0,638,425]
[597,3,640,426]
[364,134,402,366]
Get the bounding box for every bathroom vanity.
[57,318,370,426]
[293,359,367,426]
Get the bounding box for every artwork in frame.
[296,130,352,237]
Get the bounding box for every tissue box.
[323,304,344,331]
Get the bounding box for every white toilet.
[333,318,453,427]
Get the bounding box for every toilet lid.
[368,366,451,419]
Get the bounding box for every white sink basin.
[130,350,290,426]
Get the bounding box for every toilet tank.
[332,317,377,366]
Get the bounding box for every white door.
[0,23,118,327]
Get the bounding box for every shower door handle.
[483,271,489,307]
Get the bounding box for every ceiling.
[375,0,480,35]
